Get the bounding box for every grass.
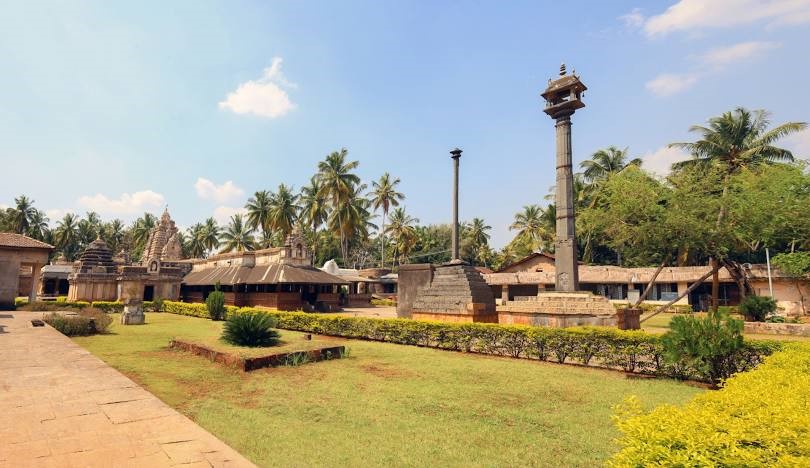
[642,312,810,342]
[74,313,702,467]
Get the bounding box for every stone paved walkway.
[0,311,255,467]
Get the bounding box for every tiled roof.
[0,233,54,250]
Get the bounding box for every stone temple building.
[135,209,186,301]
[67,209,186,303]
[180,228,347,311]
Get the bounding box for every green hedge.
[613,302,693,314]
[162,301,779,382]
[609,342,810,465]
[164,300,238,318]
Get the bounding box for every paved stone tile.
[0,311,256,467]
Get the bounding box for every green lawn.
[74,313,702,467]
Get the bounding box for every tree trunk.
[711,257,720,313]
[640,264,720,323]
[380,211,386,269]
[632,258,668,307]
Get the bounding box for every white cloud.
[77,190,165,216]
[645,40,780,97]
[212,206,247,225]
[194,178,245,204]
[218,57,297,118]
[645,72,701,97]
[699,41,780,68]
[642,146,692,177]
[642,0,810,37]
[784,128,810,160]
[45,208,72,221]
[620,8,645,28]
[0,203,7,210]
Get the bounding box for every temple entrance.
[143,285,154,301]
[302,285,317,305]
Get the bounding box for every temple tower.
[541,63,586,291]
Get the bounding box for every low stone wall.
[169,339,346,371]
[744,321,810,337]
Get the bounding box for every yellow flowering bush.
[609,343,810,466]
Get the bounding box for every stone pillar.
[29,263,42,303]
[119,278,145,325]
[554,113,579,292]
[450,148,462,261]
[501,285,509,303]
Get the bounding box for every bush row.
[19,300,162,313]
[609,342,810,466]
[612,302,693,314]
[42,309,113,336]
[162,301,780,382]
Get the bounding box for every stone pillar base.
[121,304,145,325]
[616,307,642,330]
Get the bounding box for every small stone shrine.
[67,237,119,302]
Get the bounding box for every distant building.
[180,229,347,311]
[319,260,397,306]
[0,233,53,308]
[485,252,809,315]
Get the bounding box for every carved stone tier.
[498,291,617,327]
[411,263,497,322]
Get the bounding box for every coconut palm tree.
[12,195,37,234]
[580,146,642,183]
[245,190,273,239]
[509,205,553,252]
[670,108,806,174]
[317,148,361,261]
[26,209,49,241]
[202,217,221,256]
[185,223,207,258]
[670,107,807,311]
[371,172,405,268]
[328,183,376,259]
[267,184,300,241]
[219,214,256,253]
[385,207,418,266]
[131,213,157,251]
[100,219,125,253]
[465,218,492,265]
[55,213,80,260]
[300,177,329,258]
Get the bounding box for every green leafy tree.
[202,217,221,256]
[772,252,810,315]
[11,195,37,234]
[55,213,80,260]
[509,204,553,253]
[670,108,807,310]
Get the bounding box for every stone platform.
[498,291,617,327]
[411,263,497,322]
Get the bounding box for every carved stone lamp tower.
[541,63,586,292]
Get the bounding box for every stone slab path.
[0,311,255,467]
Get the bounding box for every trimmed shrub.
[221,312,280,347]
[14,297,28,307]
[206,291,226,321]
[164,300,237,319]
[371,298,397,307]
[662,312,745,384]
[739,295,777,322]
[609,343,810,466]
[151,296,165,312]
[18,301,90,311]
[91,301,124,313]
[43,308,113,336]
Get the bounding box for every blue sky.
[1,0,809,248]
